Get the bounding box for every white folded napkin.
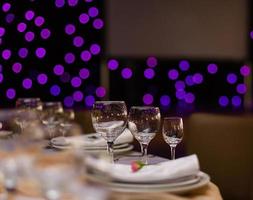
[86,154,200,183]
[51,128,134,147]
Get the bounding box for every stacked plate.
[85,154,210,194]
[50,129,134,154]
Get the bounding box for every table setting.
[0,98,221,200]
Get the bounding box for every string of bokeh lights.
[107,58,251,108]
[0,0,106,108]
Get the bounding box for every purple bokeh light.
[35,47,46,59]
[192,73,203,84]
[240,65,251,77]
[25,31,35,42]
[0,74,3,83]
[64,52,75,64]
[37,73,48,85]
[185,75,194,86]
[25,10,35,21]
[17,23,27,32]
[207,63,218,74]
[55,0,65,8]
[96,87,106,98]
[2,49,11,60]
[79,68,90,79]
[79,13,89,24]
[85,95,95,107]
[64,96,74,107]
[65,24,76,35]
[50,85,61,96]
[219,96,229,107]
[121,68,133,79]
[22,78,32,89]
[175,80,185,90]
[107,59,119,70]
[18,48,28,58]
[40,29,51,39]
[146,56,157,68]
[176,90,186,100]
[54,64,64,75]
[68,0,78,6]
[236,83,247,94]
[250,31,253,39]
[90,44,101,55]
[185,93,195,104]
[80,50,91,62]
[2,3,11,12]
[73,36,84,47]
[71,77,82,88]
[160,95,171,106]
[168,69,179,80]
[12,63,22,73]
[179,60,190,71]
[0,27,5,37]
[143,94,153,105]
[227,73,237,84]
[34,16,45,27]
[232,96,242,107]
[93,19,104,29]
[144,68,155,79]
[88,7,99,18]
[6,88,16,99]
[73,91,83,102]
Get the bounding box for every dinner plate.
[0,130,13,138]
[86,172,210,194]
[52,144,134,154]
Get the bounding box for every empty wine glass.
[41,102,63,139]
[15,98,42,132]
[128,107,160,164]
[59,109,75,137]
[91,101,127,163]
[162,117,184,160]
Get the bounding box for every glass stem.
[107,141,114,163]
[141,143,148,165]
[170,145,176,160]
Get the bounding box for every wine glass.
[41,102,63,139]
[59,109,75,137]
[162,117,184,160]
[91,101,127,163]
[128,106,161,164]
[15,98,42,132]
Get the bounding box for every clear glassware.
[128,106,161,164]
[91,101,127,163]
[15,98,42,132]
[34,151,79,200]
[41,102,64,139]
[59,109,75,137]
[162,117,184,160]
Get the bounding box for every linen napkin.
[51,128,133,147]
[86,154,200,183]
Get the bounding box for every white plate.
[52,144,134,154]
[87,172,210,194]
[0,130,13,138]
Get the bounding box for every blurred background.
[0,0,253,199]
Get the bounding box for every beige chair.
[184,113,253,200]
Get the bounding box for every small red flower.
[131,161,144,172]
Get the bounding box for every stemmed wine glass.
[59,109,75,137]
[41,102,63,139]
[162,117,184,160]
[15,98,42,132]
[91,101,127,163]
[128,106,161,164]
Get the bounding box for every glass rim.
[43,101,62,106]
[17,97,41,101]
[130,106,160,110]
[94,101,125,104]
